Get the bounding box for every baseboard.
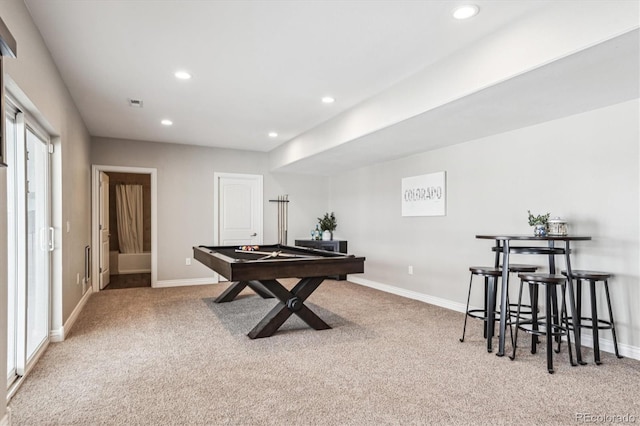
[0,407,10,426]
[348,276,468,313]
[578,333,640,360]
[50,286,94,342]
[117,269,152,275]
[153,277,217,288]
[348,275,640,361]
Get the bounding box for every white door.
[6,108,52,386]
[99,171,110,289]
[25,126,51,366]
[216,173,263,246]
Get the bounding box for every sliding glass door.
[6,104,51,389]
[6,109,17,385]
[25,126,50,361]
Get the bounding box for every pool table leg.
[248,277,330,339]
[214,280,274,303]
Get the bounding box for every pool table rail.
[193,244,365,282]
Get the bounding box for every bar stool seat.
[505,264,538,273]
[561,270,622,364]
[460,266,510,353]
[510,273,575,373]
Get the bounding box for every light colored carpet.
[8,280,640,425]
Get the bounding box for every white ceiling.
[277,29,640,174]
[23,1,639,174]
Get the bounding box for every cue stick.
[234,249,315,258]
[268,195,290,245]
[278,195,283,244]
[284,194,288,245]
[278,195,284,244]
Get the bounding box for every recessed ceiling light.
[321,96,335,104]
[268,132,278,138]
[174,71,192,80]
[161,119,173,126]
[452,5,479,20]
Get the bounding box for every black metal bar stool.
[505,264,540,346]
[503,264,538,318]
[460,266,510,353]
[505,247,567,347]
[510,273,575,373]
[561,270,623,364]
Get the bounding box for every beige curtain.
[115,184,143,253]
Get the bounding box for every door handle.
[250,233,257,237]
[49,227,55,251]
[41,227,54,251]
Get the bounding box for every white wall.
[91,137,330,282]
[331,99,639,353]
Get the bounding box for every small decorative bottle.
[314,225,320,240]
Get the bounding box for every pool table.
[193,244,365,338]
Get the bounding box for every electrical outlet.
[185,257,191,266]
[76,273,80,284]
[408,265,413,275]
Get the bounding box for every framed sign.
[401,171,446,217]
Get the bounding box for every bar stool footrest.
[567,317,615,331]
[508,303,536,315]
[466,309,510,323]
[515,320,570,338]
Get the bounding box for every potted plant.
[318,212,337,240]
[527,210,550,236]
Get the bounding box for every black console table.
[294,239,348,280]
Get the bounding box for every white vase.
[533,224,547,237]
[322,230,332,241]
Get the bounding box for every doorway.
[91,165,157,291]
[104,171,151,289]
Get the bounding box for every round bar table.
[476,234,591,363]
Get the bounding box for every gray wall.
[0,1,92,332]
[331,99,639,350]
[0,0,92,419]
[91,138,330,281]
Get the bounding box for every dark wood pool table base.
[194,244,365,338]
[215,277,330,339]
[214,280,275,303]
